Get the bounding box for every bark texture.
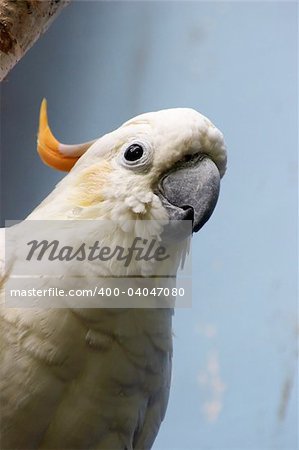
[0,0,70,81]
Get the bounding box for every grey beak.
[157,155,220,233]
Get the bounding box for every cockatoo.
[0,101,227,450]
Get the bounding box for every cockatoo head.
[36,100,227,233]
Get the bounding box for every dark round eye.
[124,144,144,162]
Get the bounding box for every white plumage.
[0,105,226,449]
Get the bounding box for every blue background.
[1,2,297,449]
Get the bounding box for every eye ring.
[120,140,153,172]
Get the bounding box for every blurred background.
[1,2,297,449]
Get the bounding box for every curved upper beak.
[157,155,220,233]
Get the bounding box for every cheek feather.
[70,161,112,207]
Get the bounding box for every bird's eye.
[120,140,153,172]
[124,144,144,162]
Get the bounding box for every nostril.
[184,154,194,163]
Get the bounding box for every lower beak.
[157,155,220,233]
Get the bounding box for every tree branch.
[0,0,70,81]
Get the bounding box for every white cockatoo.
[0,101,227,450]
